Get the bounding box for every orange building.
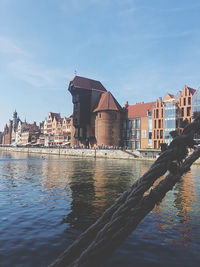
[178,85,196,132]
[123,101,155,149]
[152,97,164,149]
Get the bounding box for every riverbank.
[0,146,157,161]
[1,146,200,164]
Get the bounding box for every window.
[160,130,163,139]
[161,109,163,118]
[187,107,190,116]
[142,130,146,138]
[188,97,191,105]
[154,120,157,128]
[154,141,157,149]
[137,119,141,128]
[158,119,161,128]
[184,98,186,106]
[135,120,138,129]
[136,130,140,139]
[135,141,140,149]
[156,109,159,118]
[157,130,159,139]
[181,108,184,117]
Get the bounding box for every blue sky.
[0,0,200,131]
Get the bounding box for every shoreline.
[0,146,155,161]
[0,146,200,164]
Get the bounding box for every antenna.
[74,70,77,76]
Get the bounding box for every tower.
[68,76,107,146]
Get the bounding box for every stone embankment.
[0,146,157,161]
[0,146,200,164]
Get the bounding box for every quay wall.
[0,147,200,164]
[0,146,156,161]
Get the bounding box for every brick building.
[21,122,40,145]
[152,86,197,148]
[2,111,20,145]
[152,97,165,149]
[68,76,123,148]
[3,121,12,145]
[43,112,73,146]
[178,85,196,132]
[45,112,61,135]
[93,91,122,147]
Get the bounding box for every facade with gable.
[43,112,73,146]
[68,76,123,148]
[152,86,196,148]
[2,111,20,145]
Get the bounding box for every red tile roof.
[168,93,175,98]
[127,101,156,118]
[93,91,122,112]
[70,76,107,92]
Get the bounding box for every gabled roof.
[186,86,196,95]
[163,93,175,102]
[127,101,156,118]
[70,76,107,92]
[168,93,175,98]
[93,91,122,112]
[49,112,61,121]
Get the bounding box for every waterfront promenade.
[0,146,159,161]
[1,146,200,164]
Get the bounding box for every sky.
[0,0,200,131]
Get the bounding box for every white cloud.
[8,60,71,90]
[0,37,27,55]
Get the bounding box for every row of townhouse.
[123,85,200,150]
[69,76,200,150]
[1,110,41,146]
[40,112,73,146]
[1,111,73,147]
[1,76,200,150]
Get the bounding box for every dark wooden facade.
[68,76,107,145]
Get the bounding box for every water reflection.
[0,151,199,267]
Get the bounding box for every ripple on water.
[0,152,200,267]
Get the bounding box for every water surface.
[0,151,199,266]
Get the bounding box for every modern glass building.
[148,111,153,148]
[164,101,179,145]
[192,89,200,119]
[192,89,200,141]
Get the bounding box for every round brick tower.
[93,92,122,147]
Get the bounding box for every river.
[0,151,199,267]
